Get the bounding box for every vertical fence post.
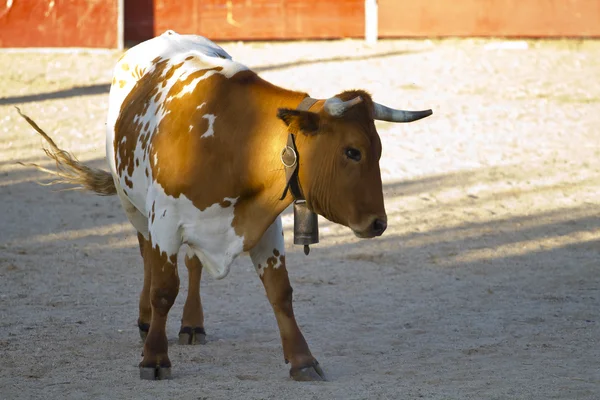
[117,0,124,49]
[365,0,378,45]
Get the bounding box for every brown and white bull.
[20,30,432,381]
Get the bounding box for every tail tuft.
[16,107,117,196]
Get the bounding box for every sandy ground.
[1,38,599,399]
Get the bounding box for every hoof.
[178,326,206,345]
[138,322,150,342]
[290,361,326,382]
[139,366,172,380]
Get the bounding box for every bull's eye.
[345,147,362,162]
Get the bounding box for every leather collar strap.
[280,97,318,201]
[297,96,318,112]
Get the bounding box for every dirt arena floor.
[1,38,599,399]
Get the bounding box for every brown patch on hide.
[114,56,168,181]
[133,65,145,80]
[266,255,278,269]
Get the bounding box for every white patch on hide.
[173,70,220,99]
[250,217,285,277]
[147,181,245,279]
[201,114,216,138]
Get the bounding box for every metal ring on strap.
[280,145,297,168]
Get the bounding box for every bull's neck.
[247,84,322,225]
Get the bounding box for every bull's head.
[278,90,431,239]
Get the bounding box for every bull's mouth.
[351,218,387,239]
[352,229,384,239]
[352,229,378,239]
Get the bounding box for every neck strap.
[279,97,317,201]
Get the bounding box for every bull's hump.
[136,30,248,83]
[162,30,231,60]
[110,30,248,102]
[119,31,250,124]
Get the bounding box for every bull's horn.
[323,96,363,117]
[372,102,433,123]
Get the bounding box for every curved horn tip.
[405,109,433,122]
[372,102,433,123]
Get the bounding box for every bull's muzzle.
[352,216,387,239]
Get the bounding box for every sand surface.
[1,39,599,399]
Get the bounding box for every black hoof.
[178,326,207,345]
[290,361,326,381]
[139,366,172,380]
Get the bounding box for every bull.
[19,31,432,381]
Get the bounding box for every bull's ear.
[277,108,320,135]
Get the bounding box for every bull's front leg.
[250,217,325,381]
[138,234,180,380]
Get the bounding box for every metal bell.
[293,200,319,255]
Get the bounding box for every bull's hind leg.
[178,251,207,345]
[138,234,180,380]
[137,232,152,341]
[250,218,325,381]
[112,192,154,341]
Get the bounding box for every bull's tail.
[17,107,117,196]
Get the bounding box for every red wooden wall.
[1,0,599,47]
[379,0,600,38]
[127,0,600,43]
[0,0,120,48]
[127,0,364,43]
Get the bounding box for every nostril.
[372,219,387,235]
